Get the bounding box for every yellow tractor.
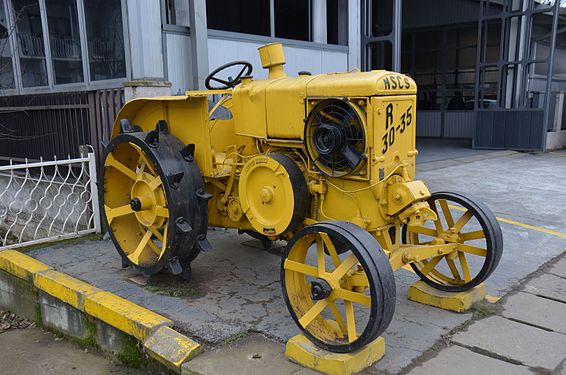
[101,43,503,353]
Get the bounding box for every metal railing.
[0,146,100,250]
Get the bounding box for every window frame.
[206,0,348,50]
[1,0,131,96]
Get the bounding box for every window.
[0,0,15,89]
[327,0,347,45]
[13,0,48,87]
[165,0,190,27]
[84,0,126,81]
[206,0,270,36]
[46,0,83,84]
[275,0,309,41]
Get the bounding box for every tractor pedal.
[167,256,183,275]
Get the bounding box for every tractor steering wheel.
[205,61,253,90]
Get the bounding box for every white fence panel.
[0,146,100,250]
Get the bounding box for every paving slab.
[502,291,566,334]
[181,334,316,375]
[452,316,566,370]
[0,327,143,375]
[549,258,566,278]
[407,345,532,375]
[524,273,566,303]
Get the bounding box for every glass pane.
[206,0,270,36]
[372,0,392,37]
[165,0,190,27]
[13,0,48,87]
[84,0,126,81]
[0,0,15,89]
[46,0,83,84]
[275,0,309,41]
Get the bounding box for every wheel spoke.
[345,301,357,343]
[161,224,168,253]
[133,145,157,175]
[445,258,462,281]
[328,301,347,335]
[452,210,473,232]
[458,252,472,282]
[105,204,133,223]
[458,244,487,257]
[129,229,152,263]
[105,154,137,180]
[320,232,341,267]
[316,236,326,275]
[147,176,163,191]
[331,254,359,280]
[298,299,328,328]
[284,259,319,277]
[439,199,455,228]
[419,255,443,276]
[407,226,437,237]
[461,230,486,241]
[334,288,371,306]
[155,206,169,218]
[430,201,445,233]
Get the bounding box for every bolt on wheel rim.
[404,192,503,292]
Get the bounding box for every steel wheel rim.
[405,192,503,292]
[103,140,171,268]
[281,221,395,352]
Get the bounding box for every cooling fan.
[304,98,366,177]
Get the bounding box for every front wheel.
[403,192,503,292]
[281,221,396,353]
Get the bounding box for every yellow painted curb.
[34,269,101,310]
[285,334,385,375]
[407,280,485,312]
[85,291,172,341]
[0,249,51,281]
[144,326,203,371]
[0,249,203,372]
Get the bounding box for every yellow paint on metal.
[407,280,486,312]
[84,291,172,341]
[34,270,100,310]
[448,203,566,238]
[143,326,203,371]
[0,249,51,281]
[285,334,385,375]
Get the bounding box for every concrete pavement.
[23,149,566,374]
[406,251,566,375]
[0,326,146,375]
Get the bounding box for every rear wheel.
[101,119,210,275]
[403,192,503,292]
[281,221,395,353]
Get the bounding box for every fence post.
[88,150,101,233]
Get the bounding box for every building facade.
[0,0,564,162]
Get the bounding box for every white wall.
[166,33,194,94]
[208,38,349,80]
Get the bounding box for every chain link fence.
[0,145,100,250]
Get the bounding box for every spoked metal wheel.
[101,120,209,276]
[281,221,395,353]
[403,192,503,292]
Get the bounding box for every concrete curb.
[0,249,202,373]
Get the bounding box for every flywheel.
[239,154,309,237]
[281,221,396,353]
[101,119,210,276]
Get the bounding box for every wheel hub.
[130,175,165,227]
[310,278,332,301]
